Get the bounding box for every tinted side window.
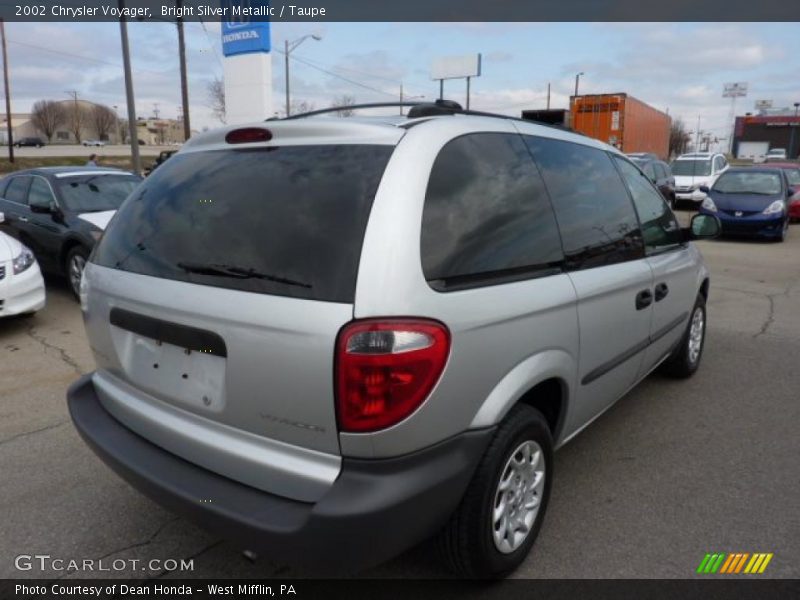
[28,178,55,209]
[4,177,31,204]
[523,136,643,270]
[421,133,564,290]
[655,163,667,179]
[614,157,682,252]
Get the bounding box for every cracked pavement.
[1,216,799,579]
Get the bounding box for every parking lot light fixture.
[574,72,584,97]
[284,34,323,117]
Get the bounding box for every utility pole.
[466,77,471,110]
[546,82,550,110]
[118,0,141,173]
[175,0,190,141]
[0,19,13,162]
[153,103,160,119]
[399,82,403,115]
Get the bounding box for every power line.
[6,38,167,77]
[195,19,224,71]
[274,48,397,98]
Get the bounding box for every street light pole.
[0,19,14,162]
[574,72,584,98]
[284,34,322,117]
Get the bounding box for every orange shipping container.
[569,93,670,159]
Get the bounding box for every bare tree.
[207,77,226,124]
[90,104,117,141]
[289,99,315,116]
[331,94,356,117]
[67,102,88,143]
[669,117,691,159]
[30,100,65,142]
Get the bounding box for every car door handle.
[18,216,28,222]
[635,289,653,310]
[655,283,669,302]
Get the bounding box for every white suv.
[671,152,729,203]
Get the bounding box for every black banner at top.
[2,0,800,22]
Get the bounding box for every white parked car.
[766,148,788,161]
[82,140,106,147]
[0,229,45,317]
[671,152,729,203]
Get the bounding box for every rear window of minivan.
[92,145,394,303]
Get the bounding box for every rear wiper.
[176,262,311,288]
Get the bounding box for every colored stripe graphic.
[735,553,749,573]
[719,554,736,573]
[698,552,773,574]
[697,554,712,574]
[758,554,773,573]
[710,553,726,573]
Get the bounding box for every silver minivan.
[68,102,720,578]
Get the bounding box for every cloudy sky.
[4,21,799,146]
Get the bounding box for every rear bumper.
[67,374,493,571]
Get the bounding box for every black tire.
[660,293,707,379]
[65,246,90,301]
[777,219,788,242]
[437,404,553,578]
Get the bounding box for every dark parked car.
[697,167,791,241]
[0,167,142,297]
[628,156,676,208]
[13,137,45,148]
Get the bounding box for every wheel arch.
[469,349,574,445]
[59,237,90,275]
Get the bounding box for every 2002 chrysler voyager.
[68,101,720,578]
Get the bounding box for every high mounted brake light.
[225,128,272,144]
[335,319,450,433]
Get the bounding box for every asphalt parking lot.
[2,216,799,580]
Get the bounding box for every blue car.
[697,167,791,241]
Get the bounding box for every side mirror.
[29,202,52,214]
[698,185,710,194]
[688,213,721,240]
[787,187,795,197]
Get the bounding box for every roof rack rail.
[280,102,426,120]
[277,99,582,136]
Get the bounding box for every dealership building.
[733,111,800,159]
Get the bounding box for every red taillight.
[335,319,450,433]
[225,127,272,144]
